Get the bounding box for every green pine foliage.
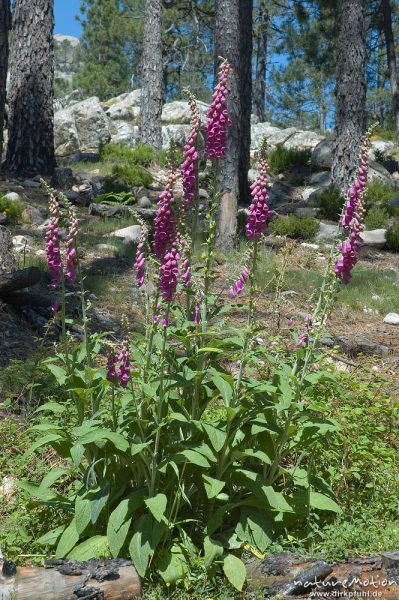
[269,215,319,240]
[315,186,344,222]
[267,145,311,175]
[386,222,399,251]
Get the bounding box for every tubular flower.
[246,156,270,239]
[160,243,180,302]
[153,171,177,259]
[229,265,250,298]
[106,350,117,382]
[181,93,201,207]
[193,304,200,325]
[65,206,78,284]
[45,196,62,289]
[177,234,191,287]
[118,340,131,388]
[334,137,370,285]
[205,59,233,159]
[296,315,313,348]
[134,224,147,288]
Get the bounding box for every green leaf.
[78,429,129,452]
[38,468,67,492]
[158,544,189,584]
[197,347,224,354]
[75,493,92,535]
[56,519,79,558]
[129,514,154,578]
[309,492,341,513]
[36,526,65,547]
[202,422,226,452]
[131,442,151,456]
[47,364,67,386]
[35,402,66,414]
[175,449,210,468]
[70,444,85,467]
[25,433,63,457]
[202,475,225,499]
[235,507,273,553]
[68,536,110,560]
[91,486,110,524]
[145,493,167,523]
[107,490,145,558]
[223,554,246,591]
[203,535,224,567]
[211,373,233,404]
[242,449,271,465]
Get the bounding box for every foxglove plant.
[181,92,201,207]
[65,205,78,284]
[118,339,131,388]
[134,218,148,288]
[205,59,233,159]
[160,243,180,302]
[153,170,177,260]
[45,194,62,290]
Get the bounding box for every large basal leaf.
[175,449,211,468]
[203,535,224,567]
[235,507,273,553]
[75,493,93,535]
[78,429,129,452]
[145,493,168,523]
[202,474,225,499]
[108,490,145,557]
[309,491,342,514]
[158,544,189,584]
[232,469,293,513]
[202,422,227,452]
[36,525,65,547]
[211,373,233,405]
[223,554,246,591]
[129,514,154,578]
[55,519,79,558]
[68,536,110,561]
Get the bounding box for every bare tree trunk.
[239,0,253,206]
[139,0,163,149]
[0,0,10,167]
[254,0,268,123]
[215,0,241,248]
[5,0,55,176]
[331,0,366,194]
[382,0,399,141]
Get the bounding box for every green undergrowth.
[267,145,311,176]
[0,195,23,224]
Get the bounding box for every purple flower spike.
[160,243,180,302]
[205,59,232,159]
[106,350,117,383]
[246,155,270,239]
[193,305,200,325]
[134,225,147,288]
[153,172,177,259]
[229,265,250,298]
[181,93,200,207]
[66,206,78,284]
[296,315,313,348]
[45,196,62,289]
[334,136,371,285]
[118,340,131,388]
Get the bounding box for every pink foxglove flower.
[160,243,180,302]
[65,206,78,284]
[45,196,62,289]
[205,59,232,159]
[246,155,270,239]
[153,171,177,259]
[181,93,200,207]
[106,350,117,382]
[193,304,200,325]
[118,340,131,388]
[296,315,313,348]
[335,137,370,285]
[229,265,250,298]
[134,224,147,288]
[177,234,191,288]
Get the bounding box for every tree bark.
[0,0,10,166]
[254,0,269,123]
[330,0,366,195]
[215,0,240,248]
[239,0,253,206]
[382,0,399,142]
[139,0,163,149]
[5,0,55,176]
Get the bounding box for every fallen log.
[0,267,41,296]
[89,203,155,220]
[2,290,56,308]
[0,560,141,600]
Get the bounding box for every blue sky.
[54,0,82,37]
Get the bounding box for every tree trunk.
[330,0,366,194]
[254,0,269,123]
[382,0,399,142]
[5,0,55,176]
[0,0,10,167]
[239,0,253,206]
[215,0,240,248]
[139,0,163,149]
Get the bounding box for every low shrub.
[100,142,155,167]
[364,206,390,230]
[370,126,396,142]
[95,191,136,205]
[0,195,23,224]
[314,186,344,222]
[268,144,311,175]
[386,221,399,251]
[363,179,397,211]
[102,174,131,194]
[111,164,153,187]
[269,214,319,240]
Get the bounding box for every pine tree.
[74,0,130,100]
[382,0,399,140]
[331,0,366,194]
[254,0,269,122]
[139,0,163,149]
[0,0,10,165]
[6,0,55,175]
[239,0,252,204]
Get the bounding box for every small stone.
[316,222,339,242]
[360,229,386,248]
[301,242,320,250]
[198,188,209,199]
[3,192,21,202]
[22,179,41,188]
[383,313,399,325]
[110,224,141,244]
[137,196,151,208]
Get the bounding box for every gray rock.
[301,187,319,202]
[162,124,192,149]
[110,120,139,146]
[383,313,399,325]
[3,192,21,202]
[316,222,338,241]
[137,196,151,208]
[54,96,111,158]
[369,139,397,160]
[110,224,142,244]
[161,100,209,124]
[360,229,386,248]
[23,205,44,225]
[0,226,17,274]
[22,179,41,189]
[311,140,333,169]
[96,243,117,254]
[368,160,394,187]
[388,197,399,208]
[248,169,259,183]
[309,171,331,186]
[199,188,209,199]
[52,166,75,189]
[295,207,318,218]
